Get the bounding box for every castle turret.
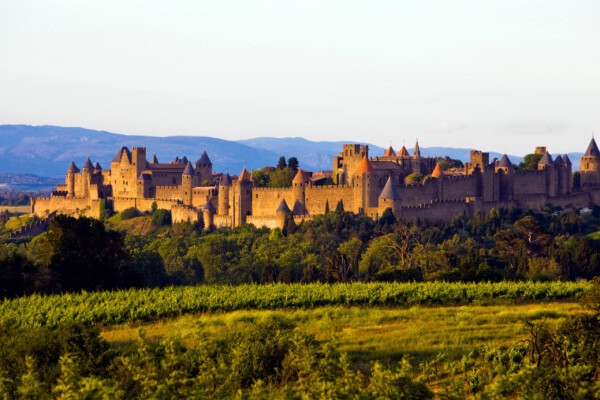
[149,154,159,164]
[383,146,396,157]
[538,152,557,197]
[218,173,232,215]
[137,173,151,198]
[580,138,600,187]
[378,175,401,218]
[234,168,253,226]
[292,169,311,215]
[82,157,93,198]
[495,154,514,174]
[275,199,292,229]
[353,155,377,214]
[411,140,422,173]
[563,154,573,192]
[66,161,79,198]
[203,199,215,230]
[398,146,409,157]
[195,150,213,184]
[431,163,444,178]
[182,162,194,206]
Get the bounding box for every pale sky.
[1,0,599,155]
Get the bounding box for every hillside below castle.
[32,138,600,229]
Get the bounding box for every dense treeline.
[0,280,599,398]
[2,205,600,297]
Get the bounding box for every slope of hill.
[0,125,280,177]
[0,125,581,178]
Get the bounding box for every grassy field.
[101,301,583,365]
[0,206,30,214]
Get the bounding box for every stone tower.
[333,144,369,185]
[292,169,311,215]
[276,199,292,230]
[66,161,79,198]
[353,155,377,214]
[538,151,557,198]
[195,150,213,184]
[378,175,401,217]
[203,199,215,230]
[580,138,600,187]
[182,162,195,206]
[218,173,232,216]
[234,168,253,226]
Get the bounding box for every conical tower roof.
[431,163,444,178]
[276,199,292,213]
[182,161,195,176]
[67,161,80,173]
[196,150,212,165]
[553,154,564,165]
[203,199,215,212]
[398,146,409,157]
[383,146,396,157]
[82,157,93,170]
[150,154,159,164]
[94,162,102,170]
[538,152,553,166]
[354,155,375,175]
[181,156,189,165]
[413,140,421,157]
[563,154,572,166]
[292,169,312,184]
[239,167,252,181]
[585,138,600,157]
[379,176,401,200]
[220,172,232,186]
[112,147,131,163]
[497,154,513,168]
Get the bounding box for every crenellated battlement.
[31,140,596,228]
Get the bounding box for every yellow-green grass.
[0,206,30,214]
[101,302,582,364]
[106,214,158,235]
[4,214,34,231]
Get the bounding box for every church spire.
[413,139,421,157]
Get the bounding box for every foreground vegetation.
[0,281,599,399]
[0,281,588,328]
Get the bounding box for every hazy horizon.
[2,1,599,155]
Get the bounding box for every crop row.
[0,281,590,328]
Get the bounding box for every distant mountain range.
[0,125,582,183]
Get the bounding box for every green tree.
[518,153,543,170]
[277,156,287,169]
[287,157,299,173]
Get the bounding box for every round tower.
[195,150,213,184]
[353,155,376,214]
[234,168,253,226]
[66,161,79,198]
[275,199,292,230]
[182,162,194,206]
[292,169,310,215]
[580,138,600,187]
[378,175,401,218]
[218,173,232,215]
[203,199,215,230]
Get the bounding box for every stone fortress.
[31,138,600,229]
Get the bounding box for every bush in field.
[151,208,171,226]
[120,207,138,220]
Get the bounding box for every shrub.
[120,207,138,220]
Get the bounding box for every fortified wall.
[32,138,600,230]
